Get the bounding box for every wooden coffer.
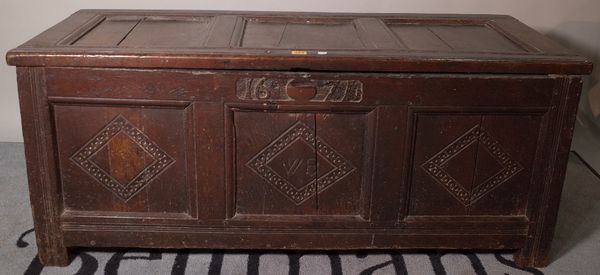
[6,10,593,267]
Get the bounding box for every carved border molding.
[236,77,363,102]
[421,125,524,206]
[71,115,175,201]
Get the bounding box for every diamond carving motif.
[246,121,356,205]
[71,115,175,201]
[421,125,523,206]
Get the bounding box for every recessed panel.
[119,16,213,47]
[408,112,542,216]
[73,16,142,47]
[54,104,194,217]
[241,18,366,49]
[387,22,526,53]
[233,110,371,219]
[73,15,214,48]
[234,111,318,215]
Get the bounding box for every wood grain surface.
[5,10,593,268]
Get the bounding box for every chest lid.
[6,10,592,74]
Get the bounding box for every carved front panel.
[408,113,543,216]
[245,120,356,205]
[54,105,195,217]
[233,110,370,218]
[70,115,175,201]
[420,124,524,206]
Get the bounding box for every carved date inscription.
[236,77,363,102]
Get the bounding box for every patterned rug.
[1,143,599,274]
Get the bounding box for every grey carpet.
[1,142,599,274]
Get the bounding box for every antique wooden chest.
[6,10,593,267]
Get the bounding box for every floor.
[1,142,599,274]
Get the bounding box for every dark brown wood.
[16,67,70,266]
[5,10,592,268]
[514,77,585,267]
[6,10,593,74]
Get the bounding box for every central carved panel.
[71,115,175,201]
[246,121,355,205]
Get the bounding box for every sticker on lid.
[290,50,308,55]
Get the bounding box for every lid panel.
[277,22,365,49]
[389,25,452,51]
[241,18,367,49]
[240,21,286,48]
[72,16,141,47]
[116,16,213,48]
[386,21,528,53]
[6,10,592,74]
[427,25,525,53]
